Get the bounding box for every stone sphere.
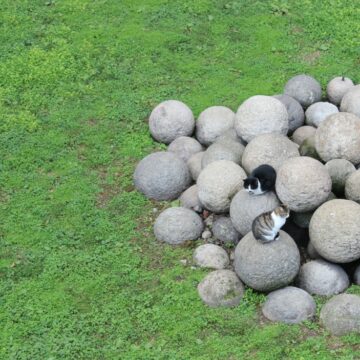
[179,185,203,213]
[305,102,339,127]
[284,74,322,108]
[354,265,360,285]
[299,136,321,161]
[167,136,203,162]
[273,94,305,134]
[154,207,204,245]
[325,159,356,195]
[197,160,246,213]
[340,85,360,117]
[309,199,360,263]
[234,95,288,143]
[345,170,360,204]
[297,260,349,296]
[276,157,332,212]
[230,190,280,236]
[234,230,300,292]
[196,106,235,146]
[320,294,360,336]
[315,112,360,165]
[307,242,322,259]
[291,125,316,145]
[216,128,246,146]
[327,76,354,105]
[193,244,230,269]
[292,211,313,229]
[241,133,300,174]
[134,152,191,201]
[197,270,245,308]
[212,216,240,244]
[149,100,195,144]
[262,287,316,324]
[187,151,204,181]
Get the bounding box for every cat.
[243,164,276,195]
[252,204,290,243]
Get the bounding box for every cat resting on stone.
[243,164,276,195]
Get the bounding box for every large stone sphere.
[354,265,360,285]
[299,136,321,161]
[340,85,360,117]
[193,244,230,269]
[234,230,300,292]
[291,125,316,145]
[212,216,240,244]
[297,260,349,296]
[154,207,204,245]
[305,102,339,127]
[179,185,203,213]
[167,136,203,162]
[230,190,280,235]
[307,241,322,259]
[327,76,354,106]
[234,95,288,143]
[242,133,300,173]
[149,100,195,144]
[195,106,235,146]
[345,170,360,204]
[276,157,332,212]
[197,160,246,213]
[325,159,356,195]
[309,199,360,263]
[187,151,204,181]
[320,294,360,336]
[284,74,322,108]
[315,112,360,165]
[262,287,316,324]
[216,128,246,146]
[197,270,245,308]
[134,152,191,201]
[273,94,305,134]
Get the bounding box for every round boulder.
[325,159,356,195]
[187,151,204,181]
[193,244,230,269]
[167,136,203,162]
[305,102,339,127]
[327,76,354,105]
[299,136,321,161]
[179,185,203,213]
[307,242,322,259]
[212,216,241,244]
[291,125,316,145]
[354,265,360,285]
[216,128,246,146]
[292,211,313,229]
[345,170,360,204]
[340,85,360,117]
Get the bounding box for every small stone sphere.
[276,157,332,212]
[291,126,316,145]
[320,294,360,336]
[196,106,235,146]
[212,216,240,244]
[197,270,245,308]
[340,85,360,117]
[179,185,203,213]
[149,100,195,144]
[292,211,313,229]
[299,136,321,161]
[354,265,360,285]
[193,244,230,269]
[216,128,247,146]
[234,95,288,143]
[133,152,191,201]
[305,102,339,127]
[315,112,360,165]
[197,160,247,213]
[167,136,203,162]
[241,133,300,174]
[234,230,300,292]
[309,199,360,263]
[154,207,204,245]
[262,286,316,324]
[230,190,280,236]
[307,242,322,259]
[325,159,356,195]
[273,94,305,134]
[187,151,204,181]
[345,170,360,204]
[284,74,322,108]
[327,76,354,105]
[297,260,349,296]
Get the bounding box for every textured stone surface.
[234,95,288,142]
[187,151,204,181]
[197,160,246,213]
[345,170,360,204]
[216,128,246,145]
[154,207,204,245]
[262,287,316,324]
[167,136,203,162]
[315,112,360,165]
[305,102,339,127]
[193,244,230,269]
[197,270,245,308]
[309,199,360,263]
[179,185,203,213]
[241,133,300,174]
[149,100,194,144]
[340,85,360,117]
[276,157,332,212]
[325,159,356,195]
[307,242,322,259]
[212,216,240,244]
[234,230,300,292]
[291,126,316,145]
[327,76,354,105]
[354,265,360,285]
[134,152,191,201]
[299,136,321,161]
[292,211,313,229]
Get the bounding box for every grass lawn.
[0,0,360,358]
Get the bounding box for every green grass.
[0,0,360,358]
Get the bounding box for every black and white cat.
[243,164,276,195]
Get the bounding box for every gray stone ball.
[354,265,360,285]
[167,136,203,162]
[230,190,280,236]
[149,100,195,144]
[196,106,235,146]
[345,170,360,204]
[197,160,247,213]
[276,156,332,212]
[193,244,230,269]
[327,76,354,105]
[262,286,316,324]
[292,211,313,229]
[216,128,247,146]
[197,270,245,308]
[291,125,316,145]
[307,242,322,259]
[297,260,349,296]
[242,133,300,174]
[187,151,204,181]
[305,102,339,127]
[134,152,191,201]
[212,216,241,244]
[284,74,322,108]
[320,294,360,336]
[234,230,300,292]
[315,112,360,165]
[325,159,356,195]
[340,85,360,117]
[154,207,204,245]
[299,136,322,161]
[235,95,288,143]
[179,185,203,213]
[309,199,360,263]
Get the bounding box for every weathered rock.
[167,136,203,162]
[292,211,313,229]
[307,242,322,259]
[327,76,354,105]
[325,159,356,195]
[340,85,360,117]
[212,216,241,244]
[216,128,246,146]
[187,151,204,181]
[345,170,360,204]
[179,185,203,213]
[354,265,360,285]
[193,244,230,269]
[291,126,316,145]
[299,136,321,161]
[305,102,339,127]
